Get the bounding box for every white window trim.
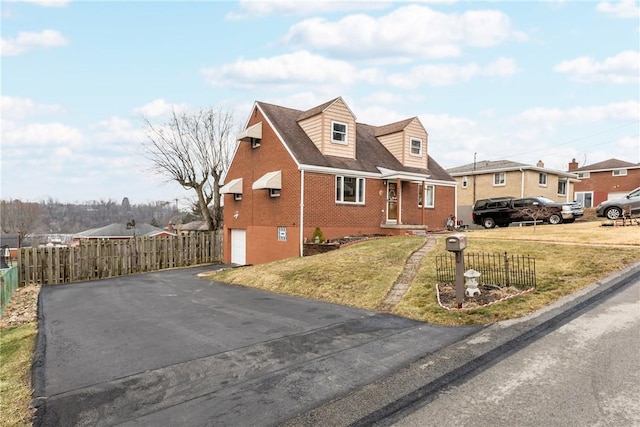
[557,180,567,196]
[409,137,422,157]
[577,172,590,179]
[331,120,348,145]
[269,188,281,198]
[612,169,627,176]
[419,183,435,208]
[493,172,506,187]
[336,175,365,204]
[539,172,548,187]
[233,193,242,201]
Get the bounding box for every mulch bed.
[436,283,534,311]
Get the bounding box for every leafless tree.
[142,107,235,231]
[0,199,44,236]
[513,205,559,232]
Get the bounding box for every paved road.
[33,265,480,426]
[396,277,640,426]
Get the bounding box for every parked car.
[596,187,640,220]
[472,196,584,229]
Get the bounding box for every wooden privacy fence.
[18,232,222,286]
[435,251,536,290]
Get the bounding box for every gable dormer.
[297,97,357,159]
[375,117,428,169]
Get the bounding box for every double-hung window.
[493,172,506,186]
[539,173,547,186]
[410,138,422,156]
[418,183,435,208]
[332,121,348,144]
[336,176,364,204]
[557,180,567,196]
[612,169,627,176]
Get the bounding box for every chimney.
[568,158,579,171]
[536,160,544,168]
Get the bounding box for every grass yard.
[0,323,37,427]
[206,221,640,325]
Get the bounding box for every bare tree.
[0,199,44,235]
[142,107,235,231]
[513,204,559,232]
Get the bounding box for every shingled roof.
[256,101,454,182]
[75,223,172,238]
[571,158,640,172]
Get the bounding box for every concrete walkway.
[378,237,438,311]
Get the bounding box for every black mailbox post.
[445,233,467,308]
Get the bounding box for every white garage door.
[230,229,246,265]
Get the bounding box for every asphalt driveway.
[33,265,480,426]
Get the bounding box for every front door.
[387,182,398,223]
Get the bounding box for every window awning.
[252,170,281,190]
[378,167,430,182]
[220,177,243,194]
[236,122,262,142]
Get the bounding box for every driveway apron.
[33,266,480,427]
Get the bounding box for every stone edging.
[435,284,535,312]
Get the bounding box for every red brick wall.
[223,106,456,264]
[573,169,640,206]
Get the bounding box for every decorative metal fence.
[435,251,536,290]
[18,232,222,286]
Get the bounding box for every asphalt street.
[32,265,480,426]
[396,273,640,426]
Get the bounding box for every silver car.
[596,187,640,219]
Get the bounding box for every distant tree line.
[0,197,194,236]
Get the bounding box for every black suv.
[472,196,583,229]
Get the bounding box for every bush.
[311,227,325,243]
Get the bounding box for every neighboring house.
[177,220,210,234]
[0,233,21,260]
[447,160,580,224]
[221,97,456,265]
[567,158,640,208]
[73,222,175,245]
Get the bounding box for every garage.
[230,229,246,265]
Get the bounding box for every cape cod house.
[221,97,456,265]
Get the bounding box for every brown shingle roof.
[257,100,454,182]
[571,158,640,172]
[374,117,416,137]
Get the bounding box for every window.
[332,121,348,144]
[419,183,435,208]
[277,226,287,241]
[462,176,468,188]
[234,193,242,201]
[612,169,627,176]
[557,180,567,196]
[493,172,506,186]
[577,172,590,179]
[336,176,365,204]
[410,138,422,156]
[575,192,593,208]
[269,188,280,197]
[539,173,547,186]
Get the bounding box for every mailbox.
[446,233,467,252]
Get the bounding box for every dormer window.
[332,121,348,144]
[410,138,422,156]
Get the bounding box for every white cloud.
[517,101,640,125]
[2,122,84,147]
[554,50,640,83]
[387,57,518,88]
[596,0,640,18]
[227,0,392,20]
[1,29,68,56]
[133,98,189,119]
[281,5,522,60]
[1,96,63,119]
[202,50,362,89]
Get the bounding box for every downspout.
[299,169,305,257]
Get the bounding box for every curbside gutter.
[283,261,640,427]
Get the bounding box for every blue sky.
[2,0,639,206]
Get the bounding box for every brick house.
[567,158,640,207]
[446,159,580,224]
[221,97,456,265]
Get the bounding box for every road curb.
[283,261,640,427]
